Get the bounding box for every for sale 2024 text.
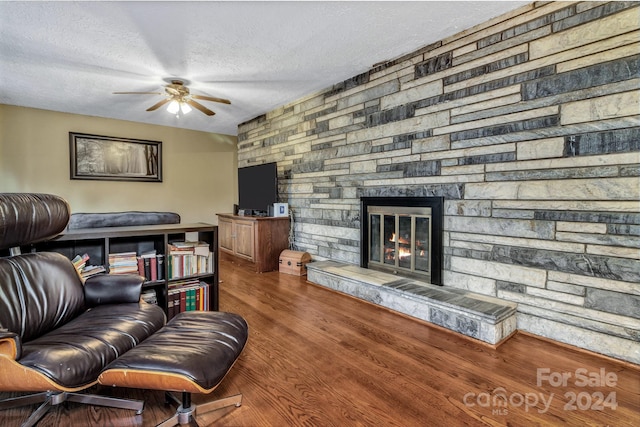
[537,367,618,412]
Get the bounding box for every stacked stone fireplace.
[237,3,640,363]
[305,196,518,346]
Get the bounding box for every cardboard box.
[279,250,311,276]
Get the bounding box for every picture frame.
[69,132,162,182]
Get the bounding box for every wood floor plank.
[1,257,638,426]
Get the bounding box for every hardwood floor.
[1,257,638,426]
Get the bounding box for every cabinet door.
[218,217,234,253]
[234,220,255,260]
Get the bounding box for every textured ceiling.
[0,1,528,136]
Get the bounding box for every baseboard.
[517,330,640,371]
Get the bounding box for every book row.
[167,252,213,279]
[105,240,214,282]
[72,253,105,279]
[74,249,214,283]
[168,279,211,319]
[167,241,213,279]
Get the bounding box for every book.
[143,257,152,279]
[137,257,145,276]
[72,253,90,272]
[150,256,158,281]
[193,243,211,257]
[141,250,157,258]
[141,289,157,305]
[180,291,186,313]
[173,290,181,316]
[141,250,157,281]
[168,288,178,319]
[170,241,210,257]
[108,251,138,274]
[168,243,194,255]
[156,254,165,280]
[202,282,208,311]
[80,264,106,279]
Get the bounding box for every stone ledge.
[306,260,517,346]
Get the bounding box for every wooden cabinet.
[217,214,290,272]
[234,220,256,259]
[219,215,255,259]
[30,223,219,315]
[219,216,235,253]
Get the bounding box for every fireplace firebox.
[361,197,443,285]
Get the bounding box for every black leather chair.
[0,193,166,426]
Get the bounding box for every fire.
[385,247,412,260]
[387,233,412,260]
[389,233,410,245]
[397,247,412,259]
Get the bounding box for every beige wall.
[0,105,237,224]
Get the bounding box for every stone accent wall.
[237,2,640,364]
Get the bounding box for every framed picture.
[69,132,162,182]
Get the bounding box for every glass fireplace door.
[368,206,432,279]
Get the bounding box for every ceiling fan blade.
[113,91,163,95]
[146,99,170,111]
[187,100,215,116]
[191,94,231,104]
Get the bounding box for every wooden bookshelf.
[30,223,219,315]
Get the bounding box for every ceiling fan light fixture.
[166,100,180,114]
[180,102,192,114]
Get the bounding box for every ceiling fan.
[113,79,230,116]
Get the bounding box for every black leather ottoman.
[99,311,248,427]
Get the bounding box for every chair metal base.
[159,391,242,427]
[0,390,144,427]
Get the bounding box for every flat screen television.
[238,162,278,215]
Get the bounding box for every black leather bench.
[99,310,248,427]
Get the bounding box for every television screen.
[238,162,278,214]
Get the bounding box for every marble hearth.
[307,261,517,345]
